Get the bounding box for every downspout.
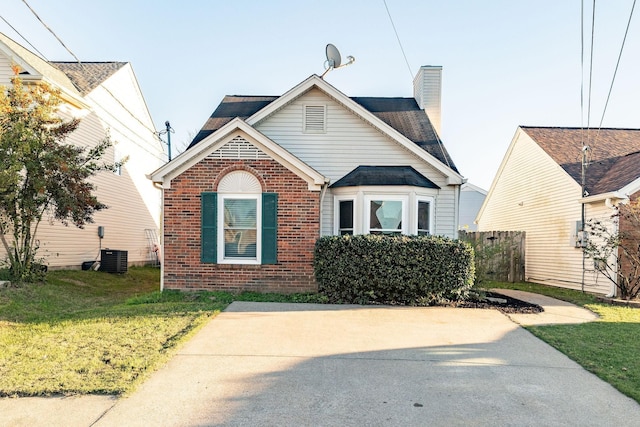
[319,179,330,237]
[152,180,165,292]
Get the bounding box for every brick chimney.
[413,65,442,136]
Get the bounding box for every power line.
[19,0,166,161]
[383,0,414,80]
[596,0,636,131]
[21,0,81,63]
[20,0,162,139]
[0,13,48,60]
[587,0,596,134]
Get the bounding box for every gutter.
[319,178,331,236]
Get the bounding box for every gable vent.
[304,105,326,133]
[210,136,269,159]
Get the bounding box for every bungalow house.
[476,126,640,296]
[0,32,164,268]
[149,66,465,292]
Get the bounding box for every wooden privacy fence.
[459,230,526,283]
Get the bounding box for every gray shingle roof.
[51,62,127,95]
[522,126,640,195]
[330,166,440,189]
[188,94,458,173]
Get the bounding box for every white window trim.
[333,186,438,236]
[333,195,356,235]
[217,193,262,265]
[364,195,409,235]
[416,196,435,235]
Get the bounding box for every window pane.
[224,199,257,258]
[418,201,430,235]
[370,200,402,233]
[339,200,353,234]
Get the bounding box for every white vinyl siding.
[0,53,163,268]
[477,129,611,294]
[256,88,457,238]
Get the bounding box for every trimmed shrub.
[314,234,475,305]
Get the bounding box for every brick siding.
[163,157,320,293]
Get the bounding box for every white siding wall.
[459,186,486,231]
[0,55,162,268]
[255,88,458,238]
[478,129,611,294]
[0,54,14,82]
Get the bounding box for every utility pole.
[581,143,590,293]
[158,121,175,162]
[165,121,172,161]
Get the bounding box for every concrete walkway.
[1,292,638,426]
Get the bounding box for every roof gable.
[522,126,640,195]
[150,118,326,191]
[0,32,80,97]
[187,75,462,183]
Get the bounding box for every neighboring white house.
[459,183,486,231]
[0,32,164,269]
[476,126,640,296]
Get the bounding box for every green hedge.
[314,234,475,305]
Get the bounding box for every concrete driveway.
[2,298,639,426]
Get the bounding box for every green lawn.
[486,281,640,403]
[0,267,232,396]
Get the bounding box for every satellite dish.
[326,43,342,68]
[321,43,355,79]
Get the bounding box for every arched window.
[201,171,278,265]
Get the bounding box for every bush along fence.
[314,234,475,306]
[459,230,525,284]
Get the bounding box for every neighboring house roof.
[51,62,127,95]
[0,33,124,106]
[522,126,640,196]
[189,80,458,174]
[0,31,80,98]
[330,165,440,189]
[461,182,487,195]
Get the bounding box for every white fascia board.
[461,182,488,195]
[246,75,464,185]
[618,177,640,199]
[578,172,640,204]
[149,118,326,191]
[331,185,439,195]
[580,192,627,204]
[0,43,40,77]
[0,45,88,110]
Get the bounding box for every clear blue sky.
[2,1,639,190]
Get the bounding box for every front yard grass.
[0,267,233,396]
[486,281,640,403]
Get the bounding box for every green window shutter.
[262,193,278,264]
[201,192,217,263]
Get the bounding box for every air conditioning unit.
[100,249,128,273]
